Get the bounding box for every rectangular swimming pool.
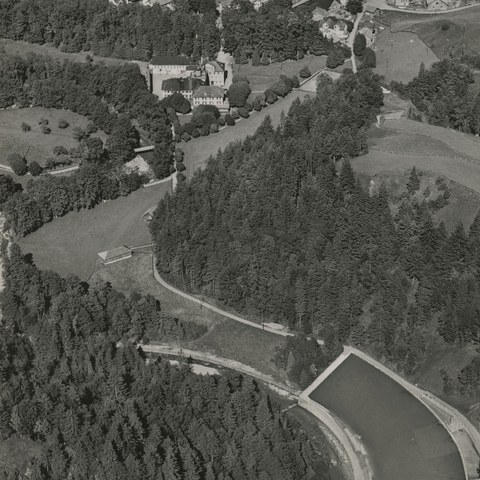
[309,354,464,480]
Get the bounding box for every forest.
[0,0,220,61]
[0,244,326,480]
[150,68,480,383]
[0,51,173,175]
[221,0,341,64]
[393,59,480,135]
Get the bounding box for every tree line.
[221,0,346,64]
[393,59,480,135]
[0,51,173,176]
[150,67,480,381]
[0,0,220,61]
[0,244,327,480]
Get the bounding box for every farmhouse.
[97,246,133,265]
[148,55,198,76]
[204,60,226,87]
[161,77,205,100]
[386,0,410,6]
[320,18,349,42]
[192,86,226,108]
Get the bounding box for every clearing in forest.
[0,107,106,167]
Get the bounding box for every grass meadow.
[0,107,106,167]
[19,182,171,280]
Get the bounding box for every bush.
[291,75,300,89]
[237,108,249,118]
[272,80,290,97]
[181,132,192,142]
[217,117,226,126]
[38,118,49,126]
[175,149,184,162]
[326,47,345,69]
[441,22,450,31]
[85,122,98,135]
[353,34,367,58]
[177,172,186,182]
[28,161,43,176]
[252,50,261,66]
[260,52,270,66]
[194,104,221,119]
[200,125,210,136]
[244,102,253,112]
[54,146,69,156]
[227,81,251,108]
[225,114,235,126]
[174,134,181,142]
[210,123,219,134]
[21,122,31,132]
[232,74,250,84]
[192,128,200,138]
[183,122,194,135]
[298,67,312,78]
[41,125,52,134]
[174,122,184,135]
[264,89,278,104]
[58,119,70,129]
[231,110,240,120]
[176,161,186,172]
[253,96,263,111]
[361,48,376,69]
[8,153,28,176]
[72,127,86,141]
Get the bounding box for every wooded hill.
[0,244,325,480]
[150,69,480,384]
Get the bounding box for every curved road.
[152,255,324,344]
[140,342,299,397]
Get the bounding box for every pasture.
[381,6,480,59]
[233,55,327,92]
[373,29,438,84]
[0,107,106,167]
[310,354,464,480]
[19,181,171,280]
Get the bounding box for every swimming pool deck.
[299,347,480,480]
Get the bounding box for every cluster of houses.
[387,0,470,9]
[312,0,376,45]
[148,56,229,111]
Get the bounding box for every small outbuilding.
[97,246,133,265]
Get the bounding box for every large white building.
[192,86,226,108]
[204,60,226,87]
[148,55,199,76]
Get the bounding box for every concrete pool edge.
[300,346,480,480]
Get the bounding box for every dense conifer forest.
[393,59,480,135]
[0,0,220,61]
[150,69,480,381]
[0,245,326,479]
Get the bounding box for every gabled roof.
[162,77,204,92]
[150,55,194,66]
[426,0,448,4]
[312,6,327,14]
[204,60,225,72]
[98,246,132,261]
[192,86,224,99]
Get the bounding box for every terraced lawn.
[310,354,464,480]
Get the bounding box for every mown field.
[233,55,327,92]
[373,29,438,84]
[379,5,480,59]
[0,107,106,167]
[19,182,171,280]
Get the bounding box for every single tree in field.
[21,122,31,132]
[28,161,43,176]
